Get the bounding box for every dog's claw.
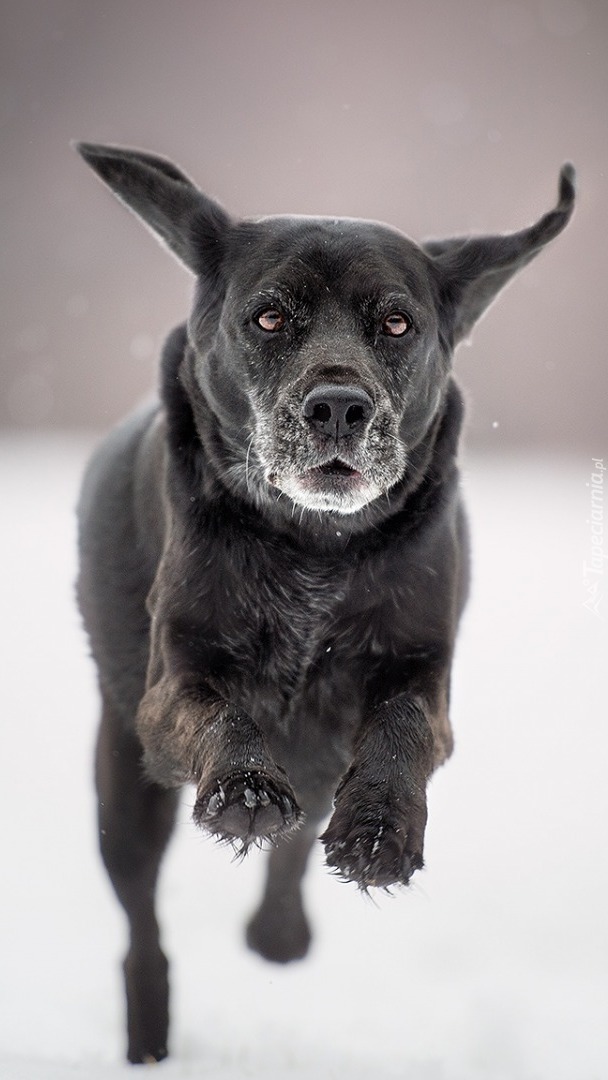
[400,851,423,885]
[205,790,225,815]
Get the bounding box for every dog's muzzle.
[259,380,405,515]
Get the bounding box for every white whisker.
[245,433,254,495]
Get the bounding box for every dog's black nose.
[302,384,374,440]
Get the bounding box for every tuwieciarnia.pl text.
[583,457,605,619]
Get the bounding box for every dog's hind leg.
[245,823,319,963]
[95,698,179,1064]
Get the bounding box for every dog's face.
[76,144,575,516]
[191,216,449,514]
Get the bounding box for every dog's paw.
[193,770,302,852]
[321,795,426,889]
[246,897,311,964]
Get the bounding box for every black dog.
[75,143,575,1063]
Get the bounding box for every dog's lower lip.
[311,459,361,479]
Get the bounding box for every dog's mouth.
[309,458,362,480]
[268,457,364,488]
[266,456,377,515]
[294,457,366,494]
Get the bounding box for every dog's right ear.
[74,142,231,276]
[423,164,576,346]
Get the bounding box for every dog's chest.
[230,543,346,685]
[184,524,362,720]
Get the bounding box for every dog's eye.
[382,312,411,337]
[255,309,286,333]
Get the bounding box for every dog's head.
[76,143,575,518]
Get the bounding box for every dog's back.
[77,402,164,719]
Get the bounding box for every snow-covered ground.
[1,435,606,1080]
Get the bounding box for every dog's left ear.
[424,164,576,345]
[74,142,231,277]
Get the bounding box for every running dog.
[75,142,575,1062]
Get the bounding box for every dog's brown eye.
[382,312,411,337]
[256,309,285,332]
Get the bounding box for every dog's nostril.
[345,404,364,426]
[312,402,332,424]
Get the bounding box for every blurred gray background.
[2,0,606,448]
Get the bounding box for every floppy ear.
[74,142,231,276]
[423,164,576,344]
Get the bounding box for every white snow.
[0,435,606,1080]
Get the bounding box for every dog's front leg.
[137,674,302,851]
[321,691,443,889]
